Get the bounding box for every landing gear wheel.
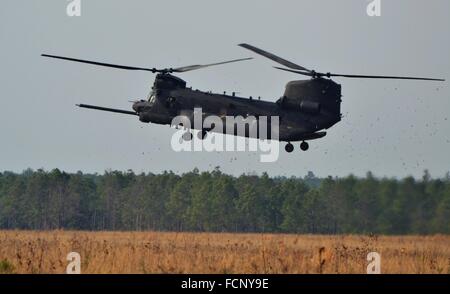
[300,141,309,151]
[182,131,193,141]
[197,130,207,140]
[285,143,294,153]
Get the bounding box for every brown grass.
[0,231,449,274]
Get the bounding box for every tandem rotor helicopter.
[41,44,445,152]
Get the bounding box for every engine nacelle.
[299,100,321,114]
[278,96,321,114]
[282,78,341,116]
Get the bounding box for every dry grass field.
[0,231,449,274]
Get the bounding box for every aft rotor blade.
[274,66,314,77]
[172,57,253,73]
[239,43,311,72]
[328,73,445,81]
[77,104,138,115]
[42,54,157,72]
[274,66,445,81]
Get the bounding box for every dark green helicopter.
[41,44,444,152]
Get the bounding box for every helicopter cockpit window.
[148,89,156,104]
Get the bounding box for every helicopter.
[41,44,444,152]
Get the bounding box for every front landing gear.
[285,142,294,153]
[300,141,309,151]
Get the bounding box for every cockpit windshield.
[147,88,156,104]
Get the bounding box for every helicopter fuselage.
[132,73,342,142]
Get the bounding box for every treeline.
[0,168,449,234]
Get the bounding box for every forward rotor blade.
[42,54,157,72]
[274,66,445,81]
[172,57,253,73]
[239,43,311,72]
[77,104,138,115]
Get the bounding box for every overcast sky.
[1,0,449,178]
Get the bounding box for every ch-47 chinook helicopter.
[41,44,444,152]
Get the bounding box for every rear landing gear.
[285,143,294,153]
[285,141,309,153]
[300,141,309,151]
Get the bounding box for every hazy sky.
[1,0,449,178]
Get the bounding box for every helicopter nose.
[132,101,144,113]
